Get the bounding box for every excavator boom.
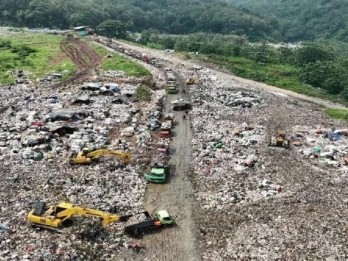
[69,149,131,164]
[27,201,130,229]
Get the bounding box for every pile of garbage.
[290,126,348,170]
[218,90,263,108]
[182,64,348,260]
[0,72,166,259]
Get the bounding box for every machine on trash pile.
[69,148,131,164]
[27,201,133,229]
[269,131,290,149]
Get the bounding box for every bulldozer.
[27,201,133,230]
[269,131,290,149]
[69,148,131,164]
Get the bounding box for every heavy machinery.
[69,148,131,164]
[27,201,132,229]
[186,78,198,85]
[269,131,290,149]
[125,210,174,236]
[144,164,169,183]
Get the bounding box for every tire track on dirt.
[52,36,102,88]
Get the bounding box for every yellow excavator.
[186,78,195,85]
[269,130,290,149]
[27,201,132,229]
[69,148,131,164]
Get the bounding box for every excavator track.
[31,224,63,234]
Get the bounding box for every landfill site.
[1,33,348,261]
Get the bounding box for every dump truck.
[27,201,133,229]
[166,72,176,82]
[159,130,171,139]
[166,85,179,94]
[163,113,174,122]
[69,148,131,164]
[157,142,170,154]
[171,98,191,111]
[161,120,173,131]
[125,210,174,236]
[269,131,290,149]
[144,164,169,183]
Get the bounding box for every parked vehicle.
[125,210,174,236]
[172,99,191,111]
[144,164,169,183]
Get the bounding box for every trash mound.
[219,91,263,108]
[186,67,348,260]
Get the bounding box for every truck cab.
[166,85,179,94]
[154,210,174,225]
[144,166,168,183]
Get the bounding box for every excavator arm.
[69,149,131,164]
[86,149,131,164]
[28,201,132,229]
[55,206,122,226]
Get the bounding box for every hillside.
[0,0,280,41]
[228,0,348,42]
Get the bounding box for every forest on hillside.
[228,0,348,42]
[0,0,280,41]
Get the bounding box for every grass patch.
[0,33,76,84]
[92,44,150,77]
[134,86,152,101]
[146,42,165,50]
[325,108,348,121]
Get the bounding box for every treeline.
[229,0,348,42]
[0,0,280,41]
[138,32,348,97]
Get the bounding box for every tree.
[300,61,346,94]
[295,43,335,66]
[97,20,128,39]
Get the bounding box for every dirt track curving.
[53,36,102,87]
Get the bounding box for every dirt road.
[122,71,201,261]
[54,36,102,87]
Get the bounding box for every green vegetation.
[229,0,348,42]
[93,45,150,77]
[136,32,348,105]
[134,86,152,102]
[0,0,279,41]
[0,34,75,84]
[197,54,347,104]
[325,108,348,121]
